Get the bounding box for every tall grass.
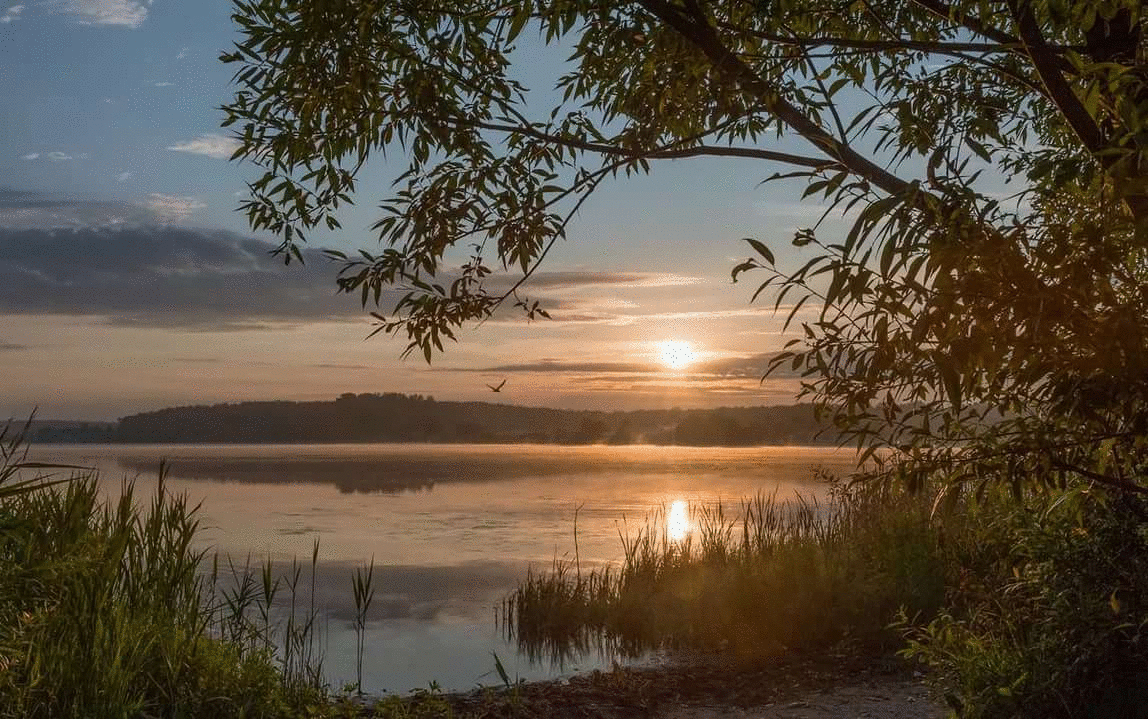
[505,477,948,665]
[352,558,377,694]
[0,428,379,718]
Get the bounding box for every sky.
[0,0,843,420]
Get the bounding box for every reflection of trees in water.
[116,457,447,494]
[113,453,816,495]
[114,455,605,494]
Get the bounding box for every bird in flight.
[486,379,507,393]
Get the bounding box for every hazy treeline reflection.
[114,446,835,494]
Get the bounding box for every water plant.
[352,557,376,694]
[0,415,84,501]
[0,467,315,717]
[506,476,947,665]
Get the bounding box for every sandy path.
[662,676,945,718]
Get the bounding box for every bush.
[902,488,1148,719]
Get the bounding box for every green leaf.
[744,238,775,265]
[731,259,758,282]
[964,137,991,162]
[505,6,530,43]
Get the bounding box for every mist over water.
[31,443,859,693]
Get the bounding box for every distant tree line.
[95,393,837,446]
[0,420,117,444]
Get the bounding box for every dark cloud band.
[0,225,360,330]
[0,224,714,332]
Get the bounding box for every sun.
[658,340,697,370]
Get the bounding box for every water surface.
[31,443,859,693]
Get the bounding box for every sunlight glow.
[658,341,697,370]
[668,499,690,542]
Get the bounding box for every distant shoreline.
[10,394,840,447]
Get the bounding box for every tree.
[222,0,1148,494]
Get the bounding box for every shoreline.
[373,649,945,718]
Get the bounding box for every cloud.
[463,359,654,374]
[503,271,705,290]
[457,352,798,380]
[310,363,374,370]
[176,46,188,59]
[498,305,770,326]
[166,134,240,160]
[0,5,23,23]
[20,151,77,162]
[0,341,26,351]
[153,81,174,87]
[145,193,205,223]
[44,0,150,28]
[0,224,370,330]
[115,171,133,182]
[0,188,152,229]
[694,352,801,378]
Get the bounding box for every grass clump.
[0,425,335,719]
[506,476,948,664]
[0,423,471,719]
[0,475,321,718]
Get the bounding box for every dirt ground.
[440,652,947,719]
[661,676,944,718]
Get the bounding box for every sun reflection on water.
[667,499,690,542]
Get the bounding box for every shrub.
[902,488,1148,719]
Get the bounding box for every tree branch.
[1006,0,1148,221]
[715,23,1020,54]
[636,0,928,203]
[940,51,1052,101]
[446,117,838,169]
[908,0,1018,46]
[1050,457,1148,496]
[1006,0,1105,154]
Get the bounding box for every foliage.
[222,0,1148,494]
[0,476,296,717]
[505,478,946,663]
[901,488,1148,719]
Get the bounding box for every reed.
[0,429,344,718]
[505,477,948,665]
[352,558,376,694]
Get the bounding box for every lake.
[28,443,860,694]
